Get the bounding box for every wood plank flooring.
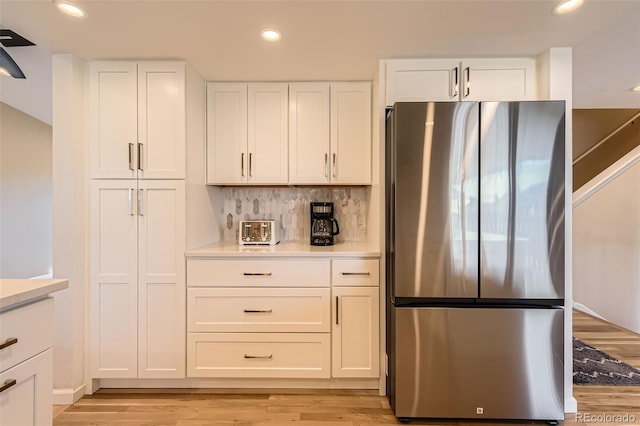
[53,310,640,426]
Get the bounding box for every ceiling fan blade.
[0,47,26,79]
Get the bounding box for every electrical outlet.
[476,407,484,415]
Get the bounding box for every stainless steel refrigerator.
[385,101,565,421]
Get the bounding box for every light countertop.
[0,279,69,311]
[186,240,380,258]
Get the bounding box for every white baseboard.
[98,378,379,390]
[53,384,86,405]
[573,302,605,320]
[565,396,578,413]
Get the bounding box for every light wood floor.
[53,310,640,426]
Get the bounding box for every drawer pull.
[243,309,273,314]
[244,354,273,359]
[243,272,272,276]
[0,379,17,394]
[0,337,18,350]
[341,272,371,276]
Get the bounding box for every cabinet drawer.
[0,298,54,373]
[332,259,379,286]
[187,259,330,287]
[188,288,330,333]
[187,333,330,378]
[0,349,52,426]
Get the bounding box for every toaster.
[238,220,281,245]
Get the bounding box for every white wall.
[0,46,53,125]
[574,159,640,334]
[51,54,88,404]
[0,102,52,278]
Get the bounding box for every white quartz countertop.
[186,241,380,258]
[0,279,69,311]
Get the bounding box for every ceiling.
[0,0,639,120]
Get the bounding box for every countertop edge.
[0,279,69,311]
[185,241,381,258]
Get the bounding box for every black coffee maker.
[310,202,340,246]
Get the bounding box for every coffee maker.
[310,202,340,246]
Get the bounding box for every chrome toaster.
[238,220,281,245]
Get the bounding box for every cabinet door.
[90,62,138,179]
[460,58,536,101]
[248,83,289,184]
[137,62,186,179]
[90,180,138,378]
[0,349,52,426]
[289,83,330,184]
[330,83,372,184]
[206,83,247,184]
[386,59,460,106]
[137,180,186,378]
[332,287,379,378]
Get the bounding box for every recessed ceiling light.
[261,29,282,42]
[632,85,640,92]
[552,0,584,15]
[53,0,88,18]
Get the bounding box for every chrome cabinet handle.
[0,338,18,350]
[244,354,273,359]
[137,189,143,216]
[241,153,245,177]
[340,272,371,276]
[242,272,272,276]
[137,143,144,171]
[249,153,253,177]
[332,153,336,178]
[128,143,135,171]
[451,67,459,98]
[336,296,340,325]
[324,153,329,178]
[463,67,470,98]
[128,189,134,215]
[243,309,273,313]
[0,379,17,394]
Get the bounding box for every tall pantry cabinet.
[89,61,188,379]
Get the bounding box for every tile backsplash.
[220,187,368,242]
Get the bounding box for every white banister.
[573,144,640,208]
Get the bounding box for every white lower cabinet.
[0,297,55,426]
[187,333,330,378]
[186,256,380,382]
[187,287,331,333]
[0,349,52,426]
[332,286,380,378]
[91,179,186,379]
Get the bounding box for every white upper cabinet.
[289,82,372,185]
[459,58,536,101]
[385,58,536,106]
[289,83,331,184]
[248,84,289,184]
[90,62,138,179]
[207,83,288,185]
[90,61,186,179]
[206,83,247,184]
[386,59,461,105]
[331,83,372,184]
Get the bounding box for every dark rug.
[573,338,640,385]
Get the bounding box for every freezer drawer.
[393,307,563,420]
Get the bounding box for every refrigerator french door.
[386,101,565,421]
